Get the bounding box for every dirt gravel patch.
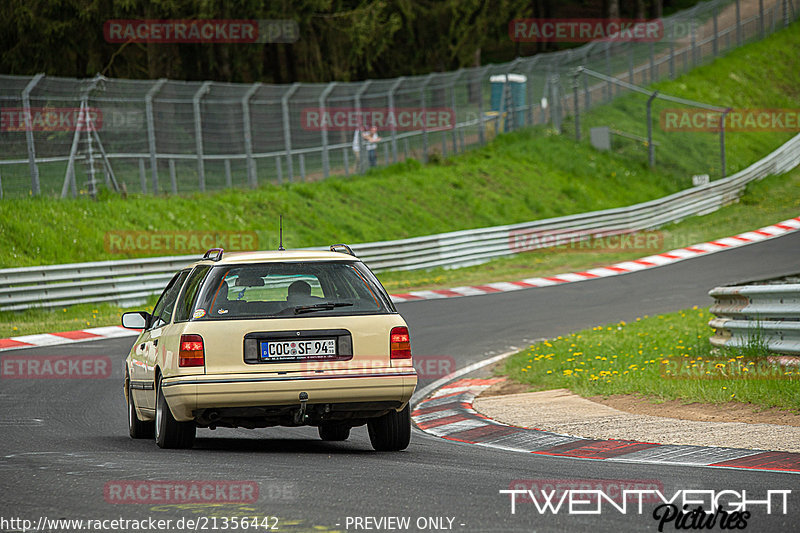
[473,388,800,453]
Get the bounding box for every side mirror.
[122,311,151,330]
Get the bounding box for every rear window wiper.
[293,302,354,314]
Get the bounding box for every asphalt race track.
[1,231,799,532]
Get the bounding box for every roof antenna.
[278,215,285,251]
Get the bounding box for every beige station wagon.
[122,246,417,450]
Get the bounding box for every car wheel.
[155,375,195,449]
[367,404,411,451]
[318,423,351,441]
[127,373,154,439]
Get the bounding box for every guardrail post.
[721,108,731,178]
[647,91,659,168]
[353,80,372,174]
[145,79,167,194]
[281,82,301,182]
[319,81,337,179]
[22,73,44,196]
[388,77,404,163]
[242,82,261,188]
[193,81,212,192]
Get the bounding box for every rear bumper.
[161,369,417,421]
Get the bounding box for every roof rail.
[202,248,224,261]
[330,244,357,257]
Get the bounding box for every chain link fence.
[0,0,795,199]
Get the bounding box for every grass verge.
[377,168,800,292]
[1,167,797,338]
[500,306,799,411]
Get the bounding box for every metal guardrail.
[1,131,799,312]
[709,282,800,355]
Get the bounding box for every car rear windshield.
[190,261,394,320]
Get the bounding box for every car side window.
[174,265,212,322]
[149,270,189,330]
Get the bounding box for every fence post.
[721,108,731,178]
[712,6,719,57]
[649,42,656,83]
[62,99,86,198]
[138,158,147,194]
[628,41,634,83]
[647,91,659,168]
[145,78,167,195]
[572,70,581,142]
[0,168,3,199]
[420,74,435,163]
[169,159,177,194]
[388,77,404,163]
[319,82,337,179]
[353,80,372,174]
[450,70,462,154]
[759,0,765,39]
[242,82,261,188]
[604,42,612,101]
[281,82,300,182]
[192,81,212,192]
[477,66,488,145]
[690,18,697,67]
[224,159,232,187]
[22,73,44,196]
[736,0,742,46]
[784,0,790,27]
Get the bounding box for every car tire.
[127,373,154,439]
[155,376,195,449]
[318,423,351,441]
[367,404,411,451]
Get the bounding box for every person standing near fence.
[364,125,381,168]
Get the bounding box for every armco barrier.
[709,281,800,355]
[1,132,799,312]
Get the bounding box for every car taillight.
[179,334,205,367]
[390,326,411,359]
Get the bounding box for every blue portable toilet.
[490,74,527,131]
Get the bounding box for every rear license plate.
[260,339,337,361]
